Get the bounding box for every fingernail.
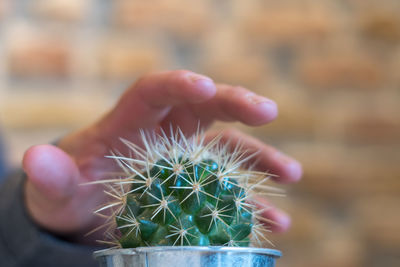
[188,73,213,84]
[186,74,216,103]
[275,152,303,182]
[288,161,303,182]
[275,210,291,231]
[275,151,294,165]
[246,93,273,105]
[187,74,215,92]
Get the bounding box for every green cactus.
[96,129,279,248]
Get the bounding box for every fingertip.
[254,196,291,233]
[186,73,217,103]
[23,145,50,174]
[224,89,278,126]
[247,99,279,126]
[286,160,303,183]
[23,144,79,199]
[272,152,303,183]
[278,160,303,184]
[271,210,291,233]
[263,100,279,121]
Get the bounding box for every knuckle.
[224,85,251,97]
[172,69,192,78]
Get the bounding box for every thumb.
[23,144,79,200]
[23,144,82,232]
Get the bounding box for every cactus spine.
[95,129,280,248]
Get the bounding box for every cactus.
[95,129,281,248]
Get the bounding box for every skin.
[22,70,302,245]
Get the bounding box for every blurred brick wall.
[0,0,399,266]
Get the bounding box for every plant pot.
[94,246,281,267]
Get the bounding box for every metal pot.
[94,246,281,267]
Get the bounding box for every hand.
[22,70,302,245]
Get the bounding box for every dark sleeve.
[0,133,7,181]
[0,171,98,267]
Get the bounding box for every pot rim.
[94,246,282,258]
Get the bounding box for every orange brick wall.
[0,1,399,266]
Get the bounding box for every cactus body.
[99,130,277,248]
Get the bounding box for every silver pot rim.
[94,246,282,258]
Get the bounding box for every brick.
[3,128,70,167]
[0,91,110,129]
[281,201,327,243]
[282,143,400,200]
[276,200,364,267]
[201,55,267,88]
[31,0,89,22]
[343,113,400,144]
[239,4,337,44]
[393,50,400,85]
[251,89,317,137]
[352,197,400,249]
[98,38,167,79]
[296,51,384,90]
[7,28,71,78]
[198,27,270,87]
[112,0,211,37]
[360,12,400,45]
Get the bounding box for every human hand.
[22,70,302,245]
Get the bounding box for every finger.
[23,145,82,232]
[160,84,278,135]
[97,70,217,138]
[252,196,291,233]
[194,84,278,126]
[23,144,79,200]
[206,129,303,183]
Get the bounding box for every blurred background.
[0,0,399,266]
